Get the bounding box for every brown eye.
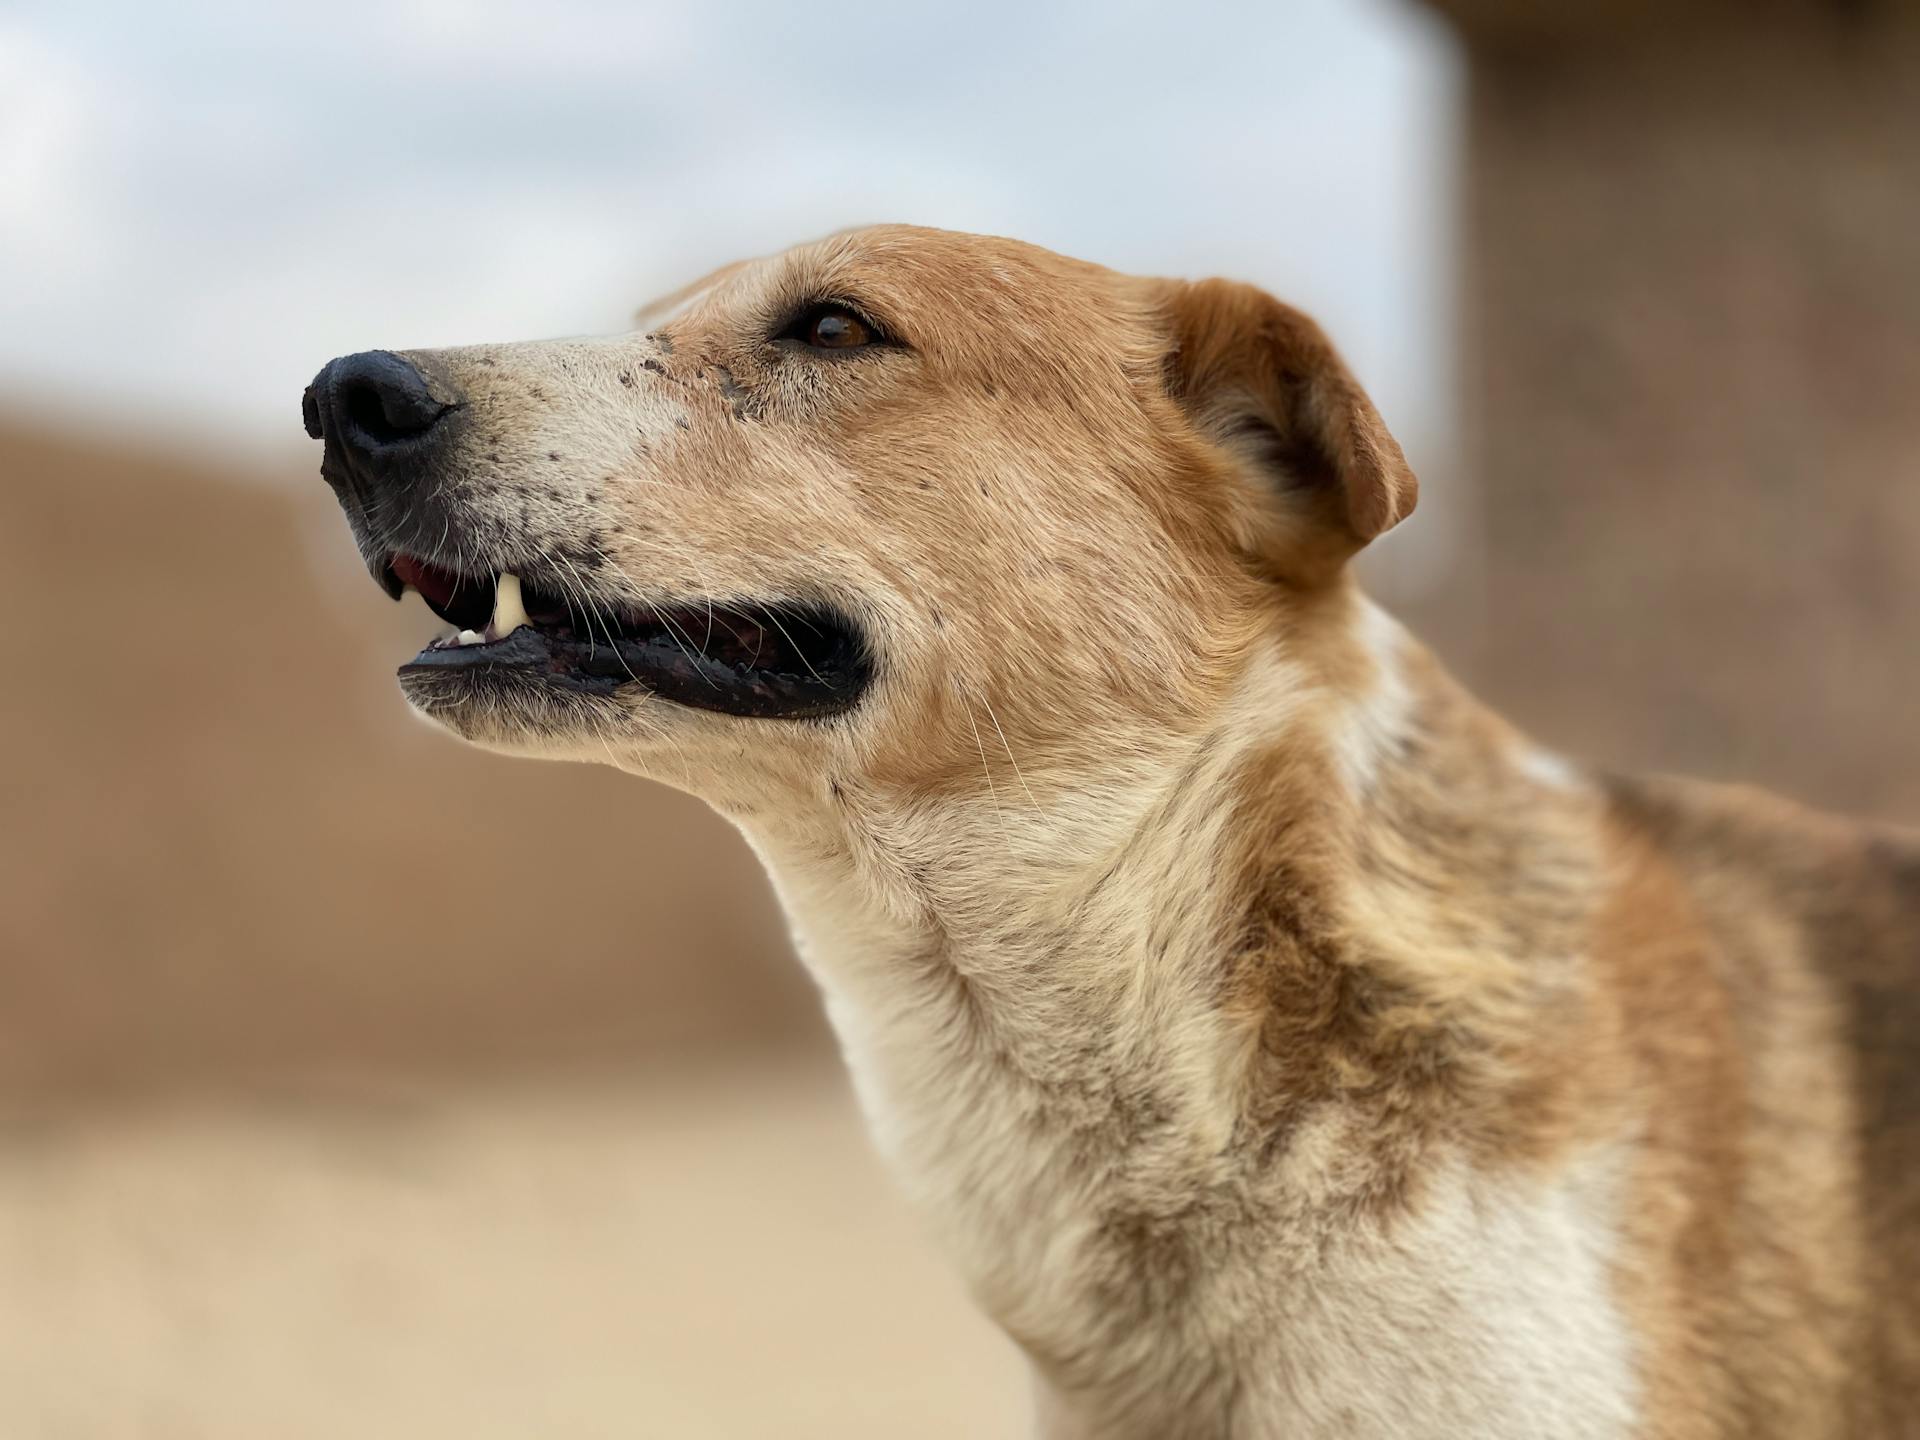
[778,302,886,351]
[810,309,869,348]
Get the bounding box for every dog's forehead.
[639,226,1122,338]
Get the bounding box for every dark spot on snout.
[648,331,675,354]
[641,358,667,376]
[712,365,753,421]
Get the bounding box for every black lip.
[398,605,872,720]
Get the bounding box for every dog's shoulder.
[1602,770,1920,1417]
[1599,770,1918,939]
[1599,773,1920,1405]
[1598,771,1920,1060]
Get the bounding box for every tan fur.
[329,225,1920,1437]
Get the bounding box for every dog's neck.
[705,588,1604,1428]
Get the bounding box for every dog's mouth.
[383,554,871,720]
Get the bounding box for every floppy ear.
[1155,277,1416,574]
[632,258,753,329]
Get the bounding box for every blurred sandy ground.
[0,1064,1025,1439]
[0,421,1025,1436]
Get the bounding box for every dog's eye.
[780,304,878,351]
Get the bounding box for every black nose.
[303,350,460,456]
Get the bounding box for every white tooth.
[456,628,486,647]
[490,572,530,639]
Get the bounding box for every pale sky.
[0,0,1458,472]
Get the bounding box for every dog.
[304,225,1919,1438]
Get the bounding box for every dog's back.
[1604,774,1920,1433]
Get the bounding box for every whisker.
[962,688,1012,845]
[980,692,1042,814]
[586,544,719,683]
[757,604,830,686]
[553,551,650,686]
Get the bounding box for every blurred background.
[0,1,1914,1434]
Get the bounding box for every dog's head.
[304,225,1414,808]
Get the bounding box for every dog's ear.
[632,258,753,330]
[1152,277,1416,576]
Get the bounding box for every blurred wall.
[1424,0,1920,819]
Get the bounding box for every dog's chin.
[398,659,637,761]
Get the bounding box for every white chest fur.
[753,830,1639,1439]
[1222,1149,1640,1440]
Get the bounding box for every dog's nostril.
[341,376,419,445]
[316,350,458,454]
